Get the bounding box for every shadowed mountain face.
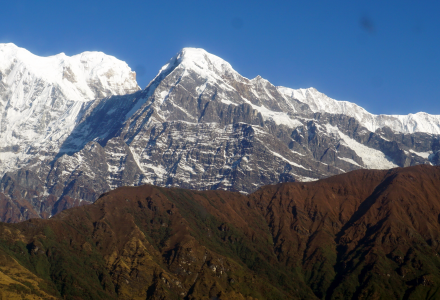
[1,45,440,222]
[1,165,440,299]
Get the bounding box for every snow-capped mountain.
[0,43,140,174]
[0,45,439,222]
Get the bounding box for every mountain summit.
[0,45,439,222]
[158,47,240,80]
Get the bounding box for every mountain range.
[0,165,440,299]
[1,43,440,222]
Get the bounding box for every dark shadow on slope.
[325,172,398,300]
[335,172,397,242]
[53,90,144,161]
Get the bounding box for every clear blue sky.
[1,0,439,115]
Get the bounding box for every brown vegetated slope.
[250,165,440,299]
[0,165,440,299]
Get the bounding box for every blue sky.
[1,0,439,115]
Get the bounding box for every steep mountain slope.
[1,45,440,222]
[1,165,440,299]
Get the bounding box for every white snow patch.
[241,97,302,128]
[297,176,318,182]
[339,157,362,167]
[409,149,431,159]
[325,124,398,169]
[221,99,238,106]
[265,148,311,171]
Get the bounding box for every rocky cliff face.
[1,165,440,299]
[1,45,440,221]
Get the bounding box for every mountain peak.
[0,42,140,101]
[177,47,231,68]
[154,47,239,82]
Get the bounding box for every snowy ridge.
[0,43,139,100]
[278,86,440,134]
